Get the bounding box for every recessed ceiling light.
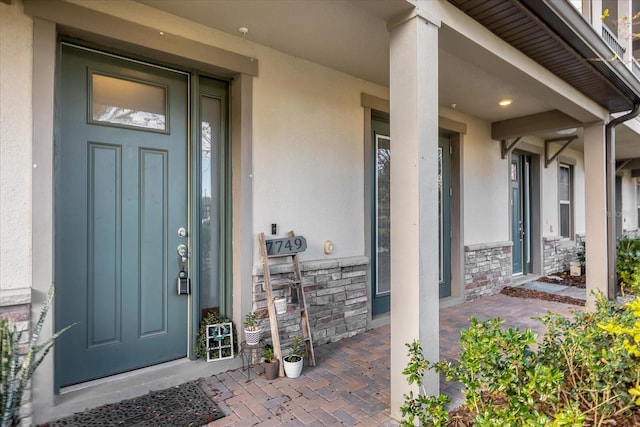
[557,128,577,135]
[498,99,512,107]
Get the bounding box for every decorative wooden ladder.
[258,231,316,377]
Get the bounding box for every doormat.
[42,381,224,427]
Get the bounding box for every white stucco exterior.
[2,0,640,423]
[252,51,386,260]
[0,1,33,295]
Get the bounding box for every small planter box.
[569,261,582,277]
[206,322,234,362]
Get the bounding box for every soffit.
[447,0,638,113]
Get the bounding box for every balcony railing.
[602,23,626,59]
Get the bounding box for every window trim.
[558,163,573,239]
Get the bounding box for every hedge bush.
[402,293,640,426]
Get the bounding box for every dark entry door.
[511,153,531,275]
[55,44,189,389]
[439,135,452,298]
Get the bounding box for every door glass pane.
[200,95,221,312]
[560,204,570,238]
[91,73,167,131]
[376,135,391,296]
[559,166,570,201]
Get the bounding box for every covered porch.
[7,0,640,424]
[43,290,581,426]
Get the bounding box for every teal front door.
[438,135,452,298]
[511,153,532,275]
[55,44,189,389]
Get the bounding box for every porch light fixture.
[498,99,512,107]
[556,128,577,135]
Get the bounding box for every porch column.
[388,5,441,420]
[583,123,608,307]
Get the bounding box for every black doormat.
[42,381,224,427]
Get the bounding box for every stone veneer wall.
[252,256,368,347]
[0,297,31,426]
[623,229,640,239]
[542,234,585,276]
[464,241,512,301]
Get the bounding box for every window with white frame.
[559,164,573,238]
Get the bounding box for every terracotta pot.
[263,360,279,380]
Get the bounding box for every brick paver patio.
[202,292,581,426]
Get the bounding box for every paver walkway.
[202,291,582,426]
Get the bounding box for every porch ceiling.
[134,0,412,86]
[134,0,640,159]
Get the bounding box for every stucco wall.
[0,0,33,295]
[70,0,388,262]
[252,51,380,260]
[439,110,587,278]
[439,109,510,246]
[539,144,586,238]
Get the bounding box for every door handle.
[177,244,188,265]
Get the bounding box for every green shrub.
[617,237,640,295]
[1,286,72,427]
[400,340,450,426]
[538,294,639,425]
[402,293,640,426]
[599,296,640,404]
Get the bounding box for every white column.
[591,0,603,36]
[583,123,608,307]
[388,6,441,420]
[618,1,633,65]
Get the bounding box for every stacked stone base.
[464,242,512,301]
[542,234,585,276]
[252,256,368,348]
[0,294,32,426]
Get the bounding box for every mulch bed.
[447,404,640,426]
[498,270,586,306]
[500,286,585,306]
[537,271,586,288]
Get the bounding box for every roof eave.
[521,0,640,111]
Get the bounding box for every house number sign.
[265,236,307,256]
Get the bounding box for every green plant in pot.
[244,311,261,345]
[262,344,279,380]
[283,335,305,378]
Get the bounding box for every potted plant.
[262,344,279,380]
[283,335,305,378]
[244,311,261,345]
